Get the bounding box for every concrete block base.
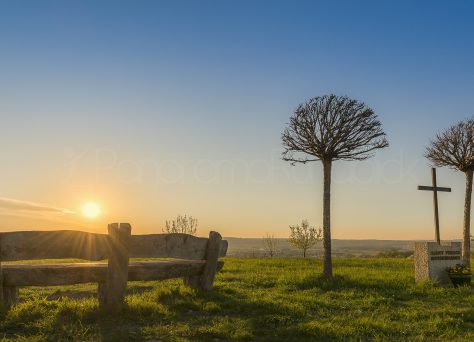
[414,241,462,286]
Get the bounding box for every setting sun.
[81,202,101,219]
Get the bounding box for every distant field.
[225,238,418,257]
[1,258,473,341]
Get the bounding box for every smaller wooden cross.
[418,168,451,244]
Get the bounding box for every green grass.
[1,258,473,341]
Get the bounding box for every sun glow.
[81,202,101,219]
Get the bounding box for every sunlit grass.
[1,258,473,341]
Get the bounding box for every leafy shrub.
[164,214,198,235]
[288,220,322,258]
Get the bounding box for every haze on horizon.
[0,0,473,240]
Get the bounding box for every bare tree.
[282,95,388,278]
[164,214,198,235]
[263,233,278,258]
[288,220,322,258]
[425,118,474,266]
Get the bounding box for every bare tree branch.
[263,233,278,258]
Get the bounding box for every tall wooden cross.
[417,168,451,244]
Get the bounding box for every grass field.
[1,258,473,341]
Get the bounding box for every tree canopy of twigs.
[164,214,198,235]
[425,117,474,266]
[282,94,388,279]
[288,220,322,258]
[425,118,474,172]
[282,94,388,164]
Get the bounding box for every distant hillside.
[223,237,426,258]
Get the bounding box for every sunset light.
[81,202,101,219]
[1,1,473,339]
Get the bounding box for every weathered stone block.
[414,241,462,286]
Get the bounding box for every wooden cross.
[417,168,451,244]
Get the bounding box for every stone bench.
[0,223,228,309]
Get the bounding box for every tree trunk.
[322,160,333,279]
[462,170,473,266]
[303,248,306,258]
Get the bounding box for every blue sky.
[0,0,473,239]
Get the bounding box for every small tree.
[425,118,474,266]
[288,220,322,258]
[164,214,198,235]
[263,233,278,258]
[282,95,388,278]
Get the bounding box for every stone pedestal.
[414,241,462,286]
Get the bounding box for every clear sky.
[0,0,473,239]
